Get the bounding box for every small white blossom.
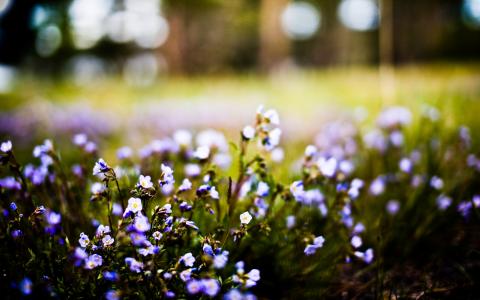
[240,211,253,225]
[179,178,192,191]
[180,252,195,267]
[194,146,210,160]
[242,126,255,140]
[0,140,12,152]
[102,235,114,247]
[137,175,153,189]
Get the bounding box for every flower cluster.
[0,105,479,299]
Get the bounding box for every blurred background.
[1,0,480,150]
[1,0,480,76]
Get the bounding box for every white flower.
[270,147,284,163]
[339,160,354,175]
[125,197,142,215]
[33,139,53,157]
[0,140,12,152]
[134,214,151,232]
[399,158,412,173]
[91,182,105,195]
[290,180,305,202]
[92,158,110,176]
[152,231,163,240]
[377,106,412,128]
[351,236,362,248]
[79,232,90,248]
[160,164,175,185]
[317,157,337,178]
[240,211,253,225]
[180,252,195,267]
[137,175,153,189]
[430,176,444,190]
[369,177,385,195]
[194,146,210,160]
[95,224,111,237]
[185,164,201,177]
[263,109,280,125]
[117,146,133,159]
[213,153,231,169]
[102,235,114,247]
[210,186,219,199]
[256,181,269,197]
[265,128,282,151]
[196,130,228,152]
[173,129,192,147]
[305,145,317,157]
[313,236,325,247]
[179,178,192,191]
[242,125,255,140]
[72,133,88,146]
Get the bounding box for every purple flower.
[112,203,123,216]
[133,214,151,232]
[103,271,119,281]
[72,133,88,146]
[304,235,325,256]
[386,200,400,215]
[213,251,229,269]
[458,201,472,218]
[197,184,219,199]
[203,244,214,256]
[224,289,243,300]
[256,181,269,197]
[19,277,33,295]
[436,195,452,210]
[9,202,17,211]
[245,269,260,288]
[105,289,120,300]
[186,280,203,295]
[47,211,61,225]
[290,181,305,202]
[125,257,144,273]
[79,232,90,248]
[0,177,21,190]
[33,139,53,158]
[84,254,103,269]
[399,158,412,173]
[202,278,220,297]
[165,291,175,298]
[117,146,133,160]
[130,232,147,246]
[369,177,385,195]
[179,201,192,212]
[430,176,444,190]
[286,215,296,229]
[11,229,22,238]
[354,248,374,264]
[74,247,88,266]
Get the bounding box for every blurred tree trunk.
[379,0,395,104]
[162,3,189,74]
[258,0,291,72]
